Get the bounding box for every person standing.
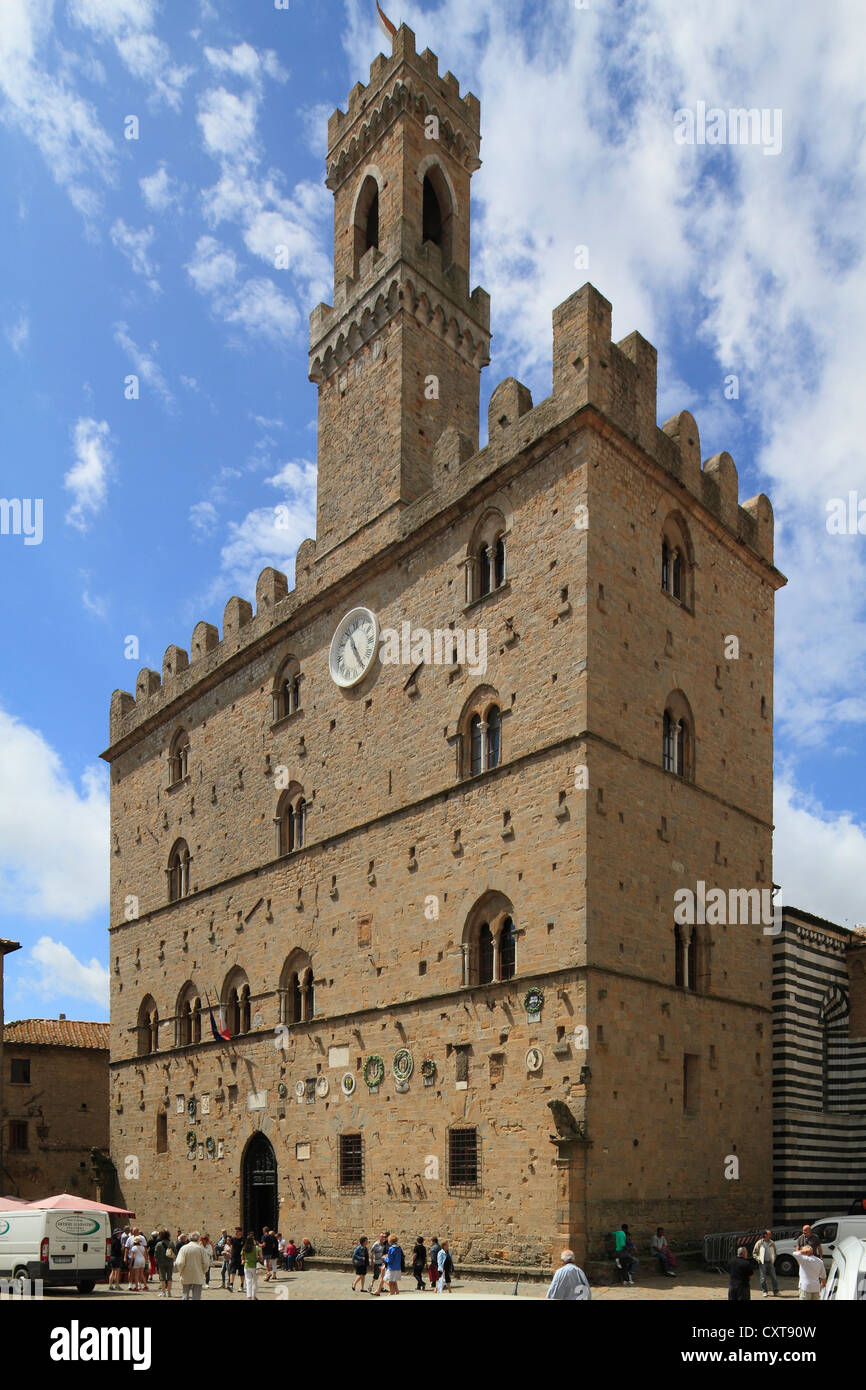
[428,1236,441,1290]
[215,1229,230,1288]
[200,1233,214,1286]
[108,1229,124,1289]
[155,1229,176,1298]
[228,1226,244,1292]
[795,1225,824,1260]
[352,1236,370,1292]
[383,1235,404,1295]
[545,1250,591,1300]
[752,1231,779,1298]
[175,1231,210,1301]
[242,1232,262,1300]
[284,1237,297,1272]
[261,1227,278,1281]
[613,1224,635,1285]
[411,1236,427,1291]
[369,1232,387,1295]
[436,1239,453,1294]
[129,1232,148,1291]
[792,1246,826,1301]
[727,1246,756,1300]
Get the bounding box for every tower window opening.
[365,189,379,251]
[423,175,443,247]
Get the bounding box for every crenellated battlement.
[327,24,480,173]
[548,282,776,566]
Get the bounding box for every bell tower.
[309,25,490,551]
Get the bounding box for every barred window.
[448,1126,479,1189]
[340,1133,363,1188]
[9,1121,28,1152]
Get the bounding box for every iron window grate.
[447,1126,481,1194]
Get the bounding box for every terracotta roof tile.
[3,1019,109,1050]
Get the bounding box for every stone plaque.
[329,1045,350,1069]
[248,1090,267,1111]
[295,1142,310,1160]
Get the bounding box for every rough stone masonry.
[102,24,786,1272]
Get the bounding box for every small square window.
[10,1059,30,1085]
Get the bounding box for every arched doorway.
[242,1132,278,1237]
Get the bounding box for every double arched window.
[168,728,190,786]
[167,839,191,902]
[137,996,159,1056]
[175,982,202,1047]
[276,785,307,856]
[662,692,694,781]
[222,967,251,1037]
[467,509,507,603]
[462,893,518,986]
[660,513,693,608]
[460,689,502,780]
[279,950,315,1025]
[272,656,302,723]
[674,924,710,993]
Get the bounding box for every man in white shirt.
[752,1230,779,1297]
[545,1250,591,1300]
[792,1246,826,1301]
[174,1231,211,1301]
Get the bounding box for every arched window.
[660,513,693,608]
[467,509,508,603]
[280,951,314,1025]
[461,892,518,987]
[352,172,381,274]
[222,967,250,1038]
[175,982,201,1048]
[137,995,159,1056]
[276,786,306,856]
[167,839,191,902]
[459,689,503,782]
[168,728,189,785]
[272,657,301,722]
[662,693,694,781]
[420,165,453,269]
[674,924,709,993]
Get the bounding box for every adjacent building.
[773,907,866,1221]
[1,1017,111,1202]
[104,24,784,1268]
[0,938,21,1192]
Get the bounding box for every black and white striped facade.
[773,907,866,1221]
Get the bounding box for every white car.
[821,1237,866,1299]
[774,1215,866,1277]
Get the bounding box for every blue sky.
[1,0,865,1022]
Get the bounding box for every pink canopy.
[0,1196,29,1211]
[22,1193,135,1216]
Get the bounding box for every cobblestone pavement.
[32,1267,803,1302]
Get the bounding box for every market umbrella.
[23,1193,135,1216]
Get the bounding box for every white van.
[821,1237,866,1299]
[0,1208,110,1294]
[774,1215,866,1276]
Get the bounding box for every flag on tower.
[377,2,397,40]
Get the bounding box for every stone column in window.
[461,943,470,986]
[463,556,477,605]
[491,932,500,983]
[478,720,488,773]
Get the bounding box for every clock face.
[329,607,378,688]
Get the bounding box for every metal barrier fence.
[702,1226,801,1273]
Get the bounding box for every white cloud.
[110,218,159,290]
[774,772,866,929]
[140,163,182,213]
[68,0,191,110]
[64,416,112,531]
[186,235,300,344]
[197,86,259,160]
[114,322,174,407]
[5,311,29,355]
[214,456,317,597]
[81,589,108,619]
[298,102,331,159]
[28,937,110,1008]
[204,42,286,85]
[0,0,115,217]
[0,707,109,920]
[189,499,218,537]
